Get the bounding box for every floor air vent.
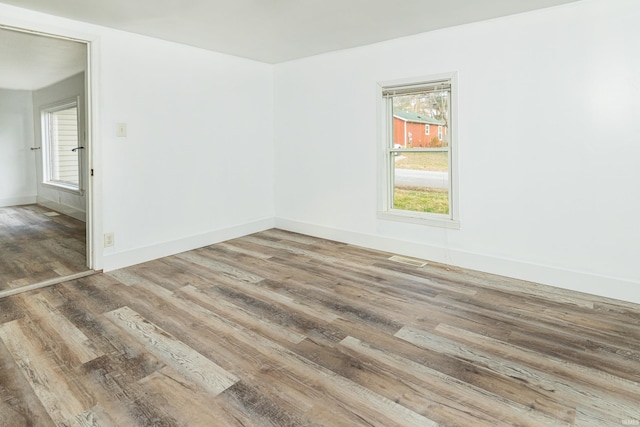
[388,255,427,268]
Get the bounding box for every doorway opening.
[0,26,95,297]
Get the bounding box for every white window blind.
[41,99,82,193]
[382,80,451,98]
[48,106,79,186]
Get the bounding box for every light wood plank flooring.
[1,229,639,426]
[0,205,87,291]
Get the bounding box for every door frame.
[0,21,102,271]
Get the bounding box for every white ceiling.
[0,0,581,90]
[0,28,86,90]
[2,0,581,64]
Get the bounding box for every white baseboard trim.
[275,217,640,306]
[103,217,275,272]
[0,195,36,207]
[37,197,86,222]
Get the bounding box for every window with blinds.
[42,100,81,192]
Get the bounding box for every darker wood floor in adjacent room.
[0,204,87,291]
[1,229,639,426]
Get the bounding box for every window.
[41,99,82,193]
[378,74,458,228]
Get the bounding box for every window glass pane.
[388,86,451,215]
[49,106,79,186]
[391,90,449,149]
[392,151,449,214]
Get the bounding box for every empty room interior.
[1,0,639,426]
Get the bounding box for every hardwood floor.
[1,229,639,426]
[0,204,88,291]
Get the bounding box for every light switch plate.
[116,123,127,137]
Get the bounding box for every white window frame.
[438,125,443,140]
[41,97,84,195]
[425,124,430,135]
[377,72,459,229]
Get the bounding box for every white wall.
[32,73,87,220]
[0,88,36,206]
[99,31,275,269]
[0,3,275,271]
[274,0,640,304]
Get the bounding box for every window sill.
[42,182,83,196]
[377,210,460,229]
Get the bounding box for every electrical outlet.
[104,232,115,247]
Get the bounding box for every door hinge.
[91,169,94,176]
